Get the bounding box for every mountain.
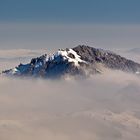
[2,45,140,78]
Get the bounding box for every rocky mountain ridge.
[2,45,140,78]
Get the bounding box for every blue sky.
[0,0,140,50]
[0,0,140,23]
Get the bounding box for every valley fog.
[0,49,140,140]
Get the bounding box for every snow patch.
[136,71,140,74]
[7,68,19,75]
[46,48,86,66]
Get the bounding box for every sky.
[0,0,140,23]
[0,0,140,50]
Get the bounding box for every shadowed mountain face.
[73,45,140,73]
[2,45,140,78]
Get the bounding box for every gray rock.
[2,45,140,78]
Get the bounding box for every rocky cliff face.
[2,45,140,78]
[73,45,140,73]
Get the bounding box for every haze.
[0,49,140,140]
[0,24,140,50]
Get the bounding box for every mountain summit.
[2,45,140,78]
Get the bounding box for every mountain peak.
[2,45,140,79]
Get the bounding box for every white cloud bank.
[0,49,140,140]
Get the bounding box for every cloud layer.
[0,49,140,140]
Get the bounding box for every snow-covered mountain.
[2,45,140,78]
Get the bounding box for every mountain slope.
[73,45,140,73]
[2,45,140,78]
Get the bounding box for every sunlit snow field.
[0,48,140,140]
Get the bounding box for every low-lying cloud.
[0,49,140,140]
